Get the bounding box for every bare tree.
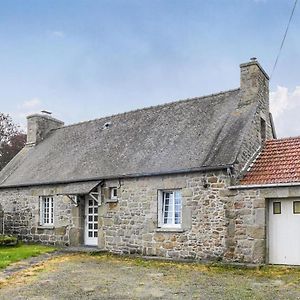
[0,113,26,170]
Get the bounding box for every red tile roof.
[240,137,300,185]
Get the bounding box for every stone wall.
[100,173,300,264]
[0,186,83,246]
[235,61,274,174]
[223,188,266,263]
[224,185,300,264]
[2,171,296,264]
[99,171,233,260]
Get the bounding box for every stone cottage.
[0,59,298,265]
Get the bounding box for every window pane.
[273,202,281,214]
[113,188,117,197]
[41,196,54,225]
[161,190,182,226]
[294,201,300,214]
[163,192,174,225]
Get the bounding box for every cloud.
[50,31,65,38]
[270,86,300,137]
[12,98,43,130]
[19,98,41,109]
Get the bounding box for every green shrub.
[0,234,18,246]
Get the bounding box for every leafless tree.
[0,113,26,170]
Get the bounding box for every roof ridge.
[55,88,240,131]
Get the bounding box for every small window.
[273,202,281,214]
[110,187,118,199]
[293,201,300,214]
[158,190,182,228]
[40,196,54,225]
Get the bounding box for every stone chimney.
[26,113,64,146]
[239,58,269,107]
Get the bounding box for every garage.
[269,198,300,265]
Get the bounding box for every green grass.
[91,252,300,282]
[0,244,56,269]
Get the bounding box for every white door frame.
[84,195,99,246]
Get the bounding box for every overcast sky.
[0,0,299,138]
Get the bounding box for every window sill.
[37,225,55,230]
[156,228,185,233]
[105,198,118,203]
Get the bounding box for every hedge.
[0,235,18,246]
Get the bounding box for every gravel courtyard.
[0,253,300,299]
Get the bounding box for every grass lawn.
[0,244,56,269]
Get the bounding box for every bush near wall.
[0,235,18,246]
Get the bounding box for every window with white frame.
[110,187,118,200]
[40,196,54,226]
[158,190,182,228]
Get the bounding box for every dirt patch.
[0,253,300,299]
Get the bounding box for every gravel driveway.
[0,253,300,299]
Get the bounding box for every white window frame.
[158,190,182,229]
[110,187,118,200]
[40,196,54,226]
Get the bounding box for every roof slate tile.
[0,89,258,187]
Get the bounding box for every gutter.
[229,182,300,190]
[0,164,234,190]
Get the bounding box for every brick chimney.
[26,113,64,146]
[239,58,269,107]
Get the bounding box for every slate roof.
[0,88,258,188]
[240,137,300,185]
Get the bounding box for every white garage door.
[269,199,300,265]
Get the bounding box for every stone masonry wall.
[0,186,82,246]
[225,185,300,264]
[0,171,289,264]
[236,106,274,174]
[236,62,274,174]
[99,172,271,263]
[223,188,266,263]
[99,171,234,261]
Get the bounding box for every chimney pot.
[41,110,52,115]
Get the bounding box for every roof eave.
[229,181,300,190]
[0,164,234,190]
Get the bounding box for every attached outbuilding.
[232,137,300,265]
